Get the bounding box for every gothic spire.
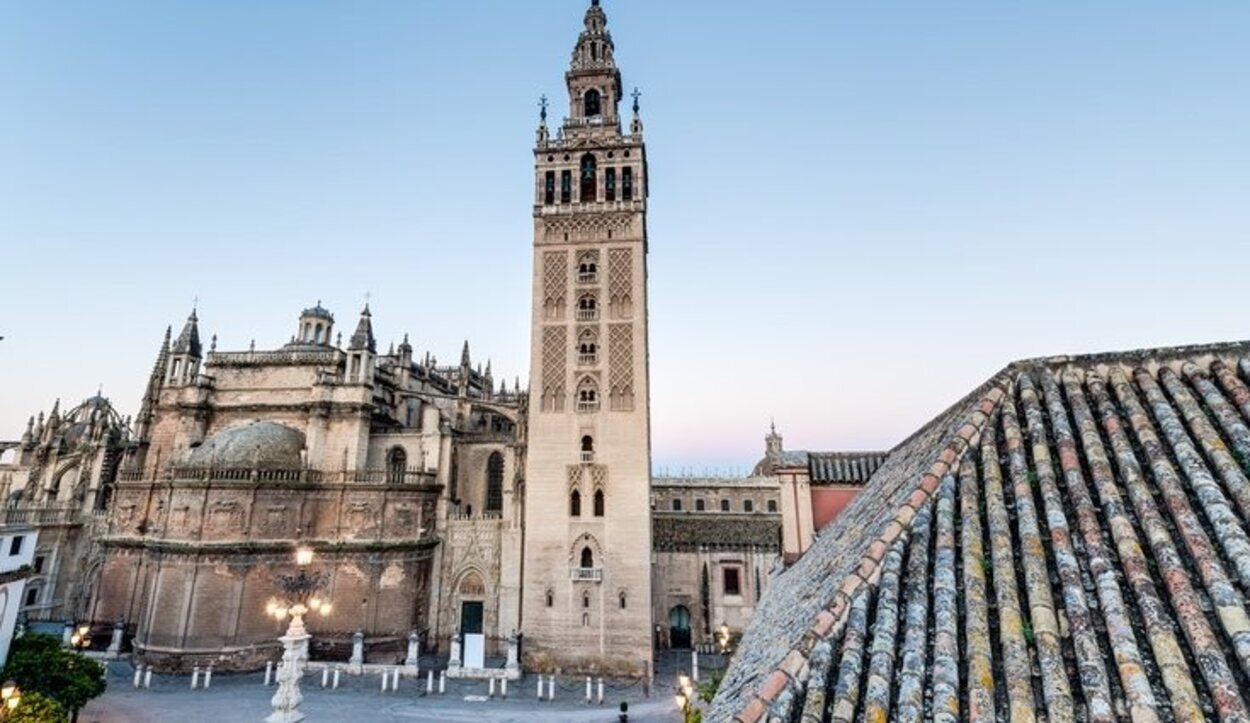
[461,340,471,368]
[171,308,202,357]
[348,305,376,353]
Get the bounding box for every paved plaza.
[76,653,723,723]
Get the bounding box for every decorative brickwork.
[607,248,632,319]
[543,251,568,321]
[609,324,633,411]
[541,327,567,412]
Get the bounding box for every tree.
[1,634,106,723]
[7,691,67,723]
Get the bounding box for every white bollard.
[191,666,200,690]
[692,649,699,683]
[585,676,592,703]
[133,666,143,689]
[264,661,274,686]
[381,671,388,692]
[547,675,555,701]
[427,670,434,696]
[204,666,213,689]
[144,668,153,688]
[438,670,446,695]
[501,677,508,699]
[321,668,330,688]
[537,676,543,700]
[597,677,604,705]
[392,668,401,692]
[333,668,341,690]
[489,677,496,698]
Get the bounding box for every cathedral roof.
[300,302,334,322]
[171,309,201,357]
[348,305,376,353]
[184,421,305,470]
[713,340,1250,722]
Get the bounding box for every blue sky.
[1,1,1247,471]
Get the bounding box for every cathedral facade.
[0,1,853,676]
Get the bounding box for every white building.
[0,525,37,664]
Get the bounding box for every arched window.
[577,295,598,321]
[577,378,599,412]
[580,153,597,202]
[486,452,504,513]
[545,589,554,608]
[584,89,602,117]
[744,500,754,513]
[582,590,591,608]
[619,591,627,609]
[387,447,407,484]
[578,254,598,284]
[561,170,572,203]
[593,489,605,517]
[622,167,634,201]
[570,489,582,517]
[581,435,594,463]
[580,547,594,569]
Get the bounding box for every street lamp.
[0,680,20,715]
[718,622,732,654]
[69,623,91,649]
[675,672,696,722]
[266,546,331,723]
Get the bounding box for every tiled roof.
[712,341,1250,723]
[653,514,780,552]
[807,452,887,484]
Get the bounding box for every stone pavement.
[77,662,690,723]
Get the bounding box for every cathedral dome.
[186,421,305,470]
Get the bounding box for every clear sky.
[1,1,1247,472]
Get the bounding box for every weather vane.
[631,87,641,114]
[539,94,549,122]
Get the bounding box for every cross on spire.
[631,87,641,115]
[539,94,548,122]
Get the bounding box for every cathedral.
[0,1,875,678]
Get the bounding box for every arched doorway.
[669,605,692,649]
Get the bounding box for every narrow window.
[170,358,182,383]
[561,170,572,203]
[593,489,605,517]
[581,547,594,569]
[8,536,21,556]
[584,89,602,117]
[570,489,582,517]
[545,171,556,205]
[695,499,705,512]
[33,556,44,574]
[605,168,617,202]
[546,589,554,608]
[622,167,634,201]
[720,499,730,512]
[619,591,627,609]
[580,154,597,203]
[767,500,778,513]
[23,588,38,607]
[582,591,591,608]
[485,452,504,513]
[671,498,682,512]
[387,447,407,484]
[744,500,754,513]
[723,568,741,596]
[582,612,590,626]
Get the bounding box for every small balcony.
[577,272,598,285]
[577,401,600,413]
[576,309,599,322]
[570,567,602,582]
[580,451,595,464]
[578,353,598,366]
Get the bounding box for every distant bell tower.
[521,0,653,674]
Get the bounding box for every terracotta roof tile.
[712,342,1250,722]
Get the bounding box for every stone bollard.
[692,649,699,683]
[597,677,604,705]
[381,671,388,692]
[501,677,508,699]
[585,676,592,703]
[191,666,200,690]
[264,661,274,686]
[349,630,364,673]
[536,676,543,700]
[488,677,496,698]
[438,670,446,695]
[333,667,341,690]
[106,621,125,660]
[404,631,421,669]
[426,670,434,696]
[546,675,555,702]
[321,668,330,689]
[133,665,143,689]
[392,668,401,692]
[204,666,213,689]
[144,668,153,688]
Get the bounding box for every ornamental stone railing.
[0,505,82,526]
[117,467,439,486]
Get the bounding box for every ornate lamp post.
[265,546,332,723]
[674,672,696,722]
[717,622,732,654]
[69,623,92,650]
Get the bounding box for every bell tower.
[521,0,652,674]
